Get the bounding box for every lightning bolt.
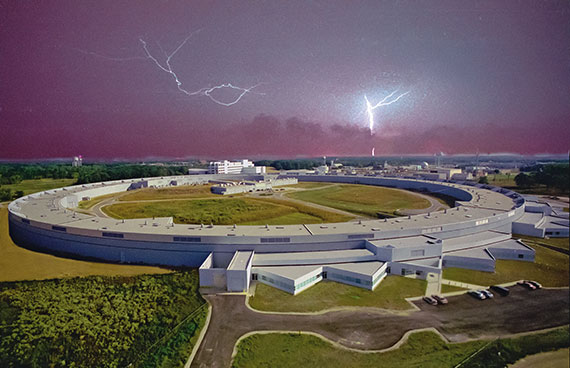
[365,90,409,134]
[139,31,264,106]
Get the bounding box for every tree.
[478,176,489,184]
[515,173,535,188]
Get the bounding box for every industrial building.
[9,173,558,295]
[208,160,265,174]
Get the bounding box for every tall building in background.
[208,159,265,174]
[72,155,83,167]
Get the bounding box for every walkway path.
[190,286,569,367]
[441,278,488,290]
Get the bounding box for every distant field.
[443,245,569,287]
[232,327,569,368]
[0,207,170,282]
[103,197,352,225]
[0,178,76,196]
[249,276,426,312]
[119,184,219,201]
[487,173,517,188]
[287,184,431,218]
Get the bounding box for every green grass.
[514,234,569,251]
[232,327,570,368]
[249,276,426,312]
[443,246,569,287]
[0,207,170,282]
[283,182,335,189]
[488,174,516,188]
[77,192,119,209]
[119,184,219,201]
[0,178,76,196]
[441,284,468,293]
[287,184,431,218]
[0,271,205,368]
[103,197,352,225]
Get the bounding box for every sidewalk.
[441,278,487,290]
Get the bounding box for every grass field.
[119,184,219,201]
[443,245,569,287]
[232,327,569,368]
[0,207,170,282]
[514,234,569,251]
[0,178,76,196]
[287,184,431,218]
[103,197,352,225]
[441,284,468,293]
[249,276,426,312]
[78,192,119,209]
[282,182,335,189]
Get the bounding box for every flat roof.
[327,261,385,276]
[368,235,437,249]
[254,265,322,280]
[252,249,375,266]
[9,174,521,239]
[443,230,510,252]
[228,251,253,271]
[445,247,494,260]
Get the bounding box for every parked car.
[490,285,510,296]
[480,290,494,299]
[468,290,486,300]
[432,295,448,305]
[518,280,537,290]
[423,296,438,306]
[526,280,542,289]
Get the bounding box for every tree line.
[515,163,569,193]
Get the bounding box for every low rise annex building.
[7,173,550,295]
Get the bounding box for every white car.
[480,290,494,299]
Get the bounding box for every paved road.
[190,286,569,368]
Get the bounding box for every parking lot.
[191,285,569,367]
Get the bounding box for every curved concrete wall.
[8,174,525,267]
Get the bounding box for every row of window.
[260,275,291,291]
[173,236,201,242]
[260,237,291,243]
[329,273,372,286]
[102,232,124,238]
[295,275,321,290]
[347,233,374,239]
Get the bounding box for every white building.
[208,160,261,174]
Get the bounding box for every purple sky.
[1,1,569,159]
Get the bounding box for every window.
[21,218,30,224]
[348,233,374,239]
[518,254,524,259]
[416,270,422,276]
[52,226,66,232]
[102,232,124,238]
[260,237,290,243]
[173,236,201,242]
[386,267,391,274]
[401,268,406,275]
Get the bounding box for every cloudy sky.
[1,0,569,159]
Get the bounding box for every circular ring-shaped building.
[8,174,534,294]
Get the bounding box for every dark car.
[423,296,438,306]
[468,290,486,300]
[490,285,510,296]
[432,295,448,305]
[518,281,537,290]
[526,280,542,289]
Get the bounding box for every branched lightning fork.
[139,30,263,106]
[365,90,409,134]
